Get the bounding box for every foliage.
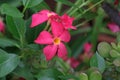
[0,0,120,80]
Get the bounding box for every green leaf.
[89,71,102,80]
[0,77,6,80]
[0,53,20,77]
[13,66,34,80]
[0,49,8,55]
[6,16,26,40]
[22,0,43,8]
[55,0,74,6]
[91,8,105,51]
[97,42,111,58]
[113,58,120,67]
[25,18,45,43]
[110,50,120,58]
[0,38,19,48]
[36,68,63,80]
[31,1,50,12]
[82,11,98,20]
[0,4,23,17]
[79,73,88,80]
[60,75,79,80]
[0,0,21,7]
[90,52,106,73]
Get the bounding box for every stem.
[66,0,83,14]
[22,0,30,14]
[44,20,50,30]
[56,2,62,14]
[71,27,91,36]
[76,0,104,20]
[20,35,24,49]
[69,1,90,16]
[75,20,89,28]
[48,27,51,32]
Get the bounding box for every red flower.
[34,30,70,61]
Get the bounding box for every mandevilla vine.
[0,0,120,80]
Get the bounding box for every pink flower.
[65,57,80,68]
[69,58,80,68]
[34,30,70,61]
[50,15,64,36]
[31,10,76,30]
[83,42,92,53]
[50,14,76,36]
[63,56,80,68]
[61,14,76,30]
[30,10,56,28]
[0,19,5,32]
[107,22,120,33]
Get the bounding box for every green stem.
[71,27,91,36]
[22,0,30,14]
[100,27,116,36]
[75,20,89,28]
[56,2,62,14]
[69,1,90,16]
[20,35,24,49]
[66,0,83,15]
[44,20,50,30]
[76,0,104,20]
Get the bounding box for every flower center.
[47,12,55,17]
[54,38,61,45]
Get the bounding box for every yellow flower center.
[54,38,61,45]
[47,13,54,17]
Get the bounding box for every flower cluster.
[31,10,76,61]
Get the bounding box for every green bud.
[110,50,120,58]
[79,73,88,80]
[97,42,111,58]
[113,58,120,67]
[89,71,102,80]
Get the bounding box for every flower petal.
[50,15,64,37]
[61,14,76,30]
[57,43,67,59]
[0,20,5,32]
[83,42,92,53]
[30,10,49,28]
[34,31,53,44]
[107,22,120,33]
[43,45,57,61]
[59,30,71,42]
